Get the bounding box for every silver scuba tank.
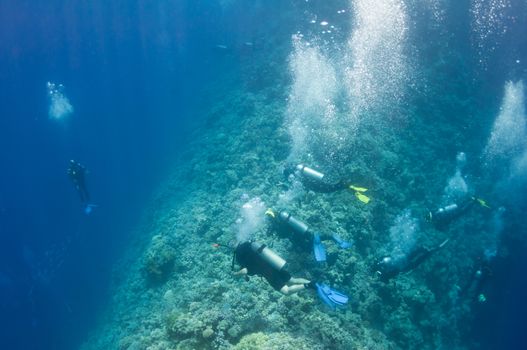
[278,211,309,234]
[429,203,459,222]
[296,164,324,182]
[440,203,459,213]
[250,242,286,271]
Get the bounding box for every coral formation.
[233,332,314,350]
[142,235,177,282]
[79,2,525,350]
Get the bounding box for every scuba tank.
[250,242,286,271]
[427,196,488,227]
[296,164,325,182]
[428,203,459,223]
[269,209,352,263]
[278,210,309,235]
[285,163,357,195]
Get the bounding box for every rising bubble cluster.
[47,82,74,120]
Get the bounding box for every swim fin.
[332,234,353,249]
[473,197,491,208]
[313,233,327,262]
[349,185,371,203]
[84,204,97,215]
[349,185,368,192]
[355,192,371,204]
[315,283,349,309]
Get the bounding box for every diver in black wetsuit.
[283,164,370,203]
[426,196,489,229]
[67,160,90,204]
[374,239,449,282]
[462,256,493,303]
[232,240,349,308]
[265,209,352,263]
[233,241,311,294]
[284,164,346,193]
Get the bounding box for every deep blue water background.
[0,1,526,349]
[0,1,257,348]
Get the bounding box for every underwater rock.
[165,311,205,340]
[142,235,176,283]
[118,336,143,350]
[202,327,214,338]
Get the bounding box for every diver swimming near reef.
[67,160,95,214]
[232,240,348,309]
[283,164,371,203]
[426,196,490,229]
[461,255,493,304]
[265,208,353,263]
[374,239,450,282]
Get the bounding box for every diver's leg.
[279,284,306,295]
[76,185,86,203]
[81,185,90,202]
[288,277,310,285]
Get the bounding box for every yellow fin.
[355,192,371,204]
[265,208,276,218]
[475,198,491,208]
[349,185,368,192]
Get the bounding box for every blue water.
[0,1,526,349]
[0,1,240,348]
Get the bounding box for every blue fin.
[316,283,349,309]
[316,283,334,308]
[84,204,97,215]
[313,233,327,262]
[326,287,349,306]
[332,234,353,249]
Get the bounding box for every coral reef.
[79,2,525,350]
[233,332,315,350]
[142,235,177,283]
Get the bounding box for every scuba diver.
[283,164,371,203]
[461,255,493,304]
[426,196,490,229]
[233,240,348,309]
[374,238,449,282]
[67,160,95,214]
[265,208,353,263]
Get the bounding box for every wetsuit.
[375,240,449,282]
[462,259,492,302]
[428,197,478,228]
[301,177,348,193]
[68,161,90,203]
[235,242,291,291]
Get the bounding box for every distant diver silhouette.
[67,160,94,214]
